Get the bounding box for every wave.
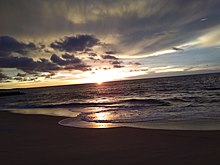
[79,118,163,123]
[0,91,25,97]
[77,108,162,123]
[204,87,220,91]
[0,98,171,109]
[166,97,190,102]
[76,106,220,123]
[120,98,171,105]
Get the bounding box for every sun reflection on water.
[89,122,117,128]
[80,110,116,128]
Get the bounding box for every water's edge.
[5,108,220,130]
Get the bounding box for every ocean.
[1,73,220,130]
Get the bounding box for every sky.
[0,0,220,89]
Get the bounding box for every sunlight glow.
[95,112,108,121]
[80,68,147,84]
[97,81,103,85]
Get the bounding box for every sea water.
[1,73,220,130]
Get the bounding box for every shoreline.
[6,108,220,130]
[59,116,220,130]
[1,111,220,164]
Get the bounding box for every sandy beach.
[1,111,220,165]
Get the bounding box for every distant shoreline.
[1,71,220,90]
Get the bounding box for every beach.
[1,0,220,164]
[1,111,220,165]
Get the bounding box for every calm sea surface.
[1,73,220,129]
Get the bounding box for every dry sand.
[1,111,220,165]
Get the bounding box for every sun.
[91,70,113,84]
[82,69,121,84]
[80,68,146,85]
[97,81,103,85]
[95,112,108,121]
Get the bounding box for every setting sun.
[95,112,108,121]
[97,81,103,85]
[79,68,147,85]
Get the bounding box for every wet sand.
[1,111,220,165]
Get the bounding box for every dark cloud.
[14,72,43,82]
[0,72,10,82]
[101,55,118,60]
[87,53,100,61]
[172,47,184,51]
[0,36,36,55]
[13,76,38,82]
[129,62,142,65]
[62,53,76,59]
[88,56,100,62]
[50,54,90,71]
[105,51,116,54]
[39,44,45,49]
[50,35,99,52]
[0,56,59,73]
[51,54,81,66]
[65,63,91,71]
[109,60,124,68]
[88,53,97,57]
[111,61,123,65]
[0,51,91,78]
[103,67,111,70]
[13,73,35,82]
[113,64,124,68]
[84,48,93,52]
[44,49,52,53]
[129,68,148,72]
[129,69,139,72]
[134,62,142,65]
[17,73,27,77]
[44,73,55,79]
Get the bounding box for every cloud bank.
[0,0,220,87]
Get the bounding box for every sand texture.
[1,111,220,165]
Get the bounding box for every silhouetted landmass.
[0,91,25,97]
